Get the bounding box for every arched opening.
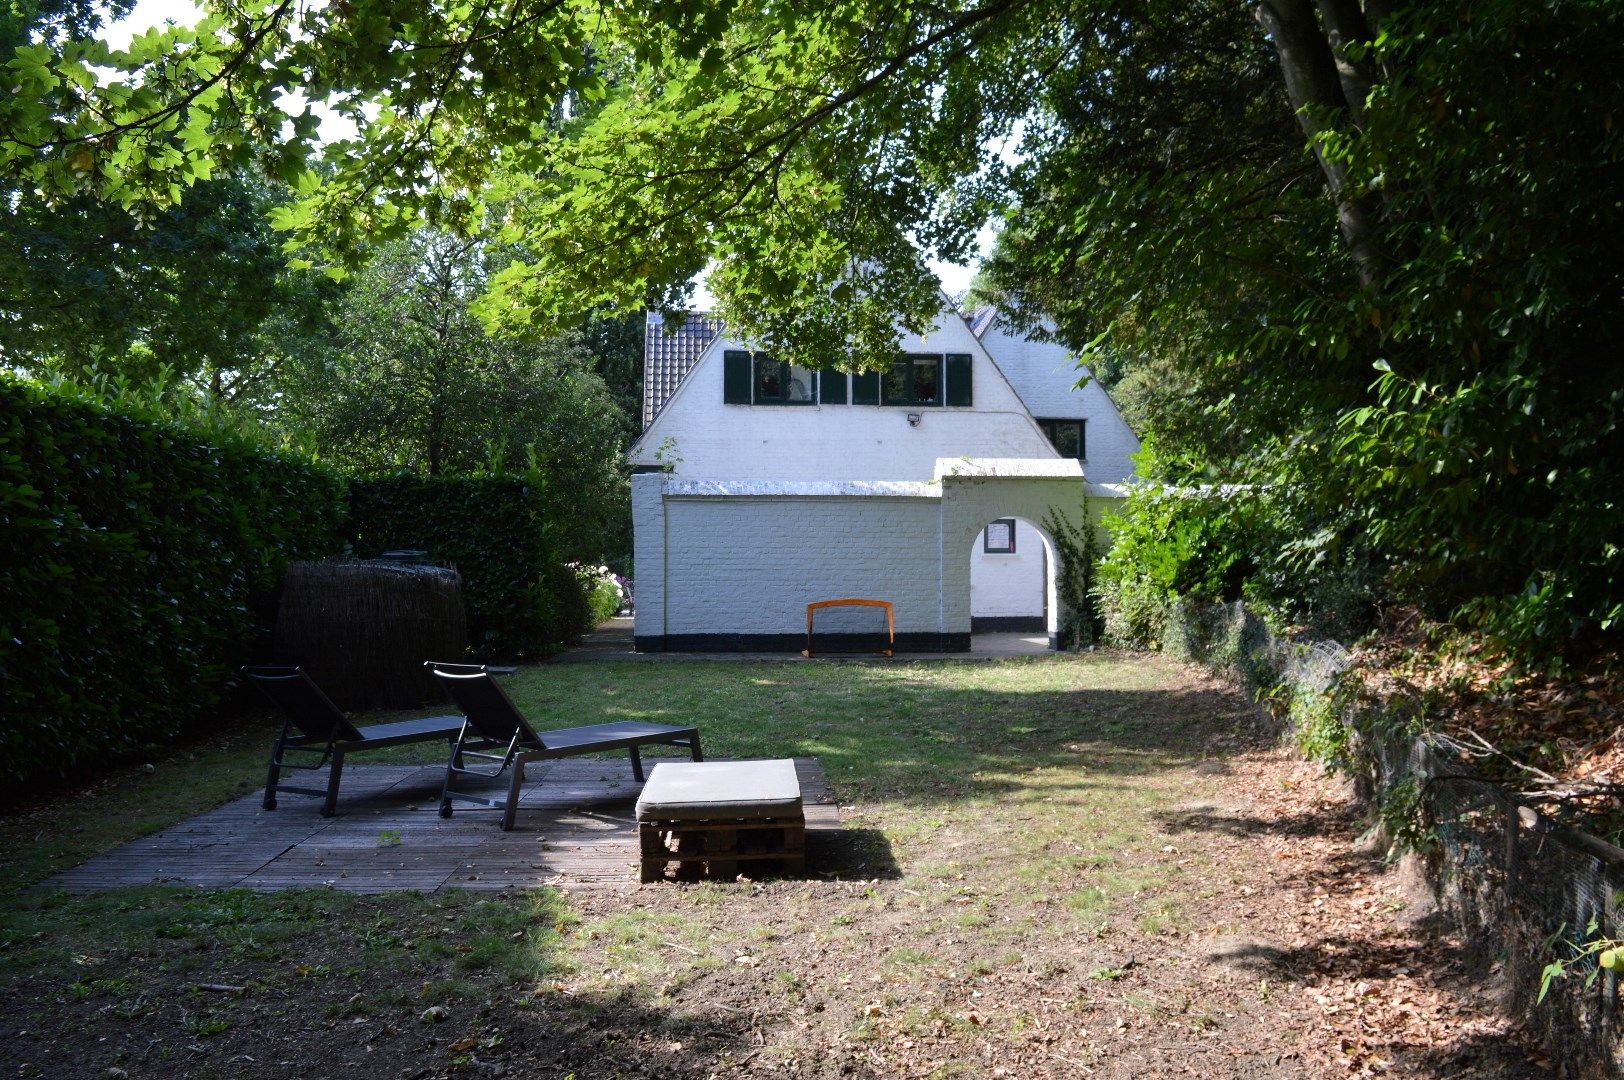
[967,516,1057,656]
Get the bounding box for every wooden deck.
[48,757,839,893]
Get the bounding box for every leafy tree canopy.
[0,171,337,396]
[274,228,628,562]
[6,0,1623,654]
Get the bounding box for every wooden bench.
[635,760,805,882]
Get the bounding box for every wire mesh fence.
[1389,734,1624,1069]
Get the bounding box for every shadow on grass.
[808,827,900,881]
[0,886,762,1079]
[1155,801,1357,840]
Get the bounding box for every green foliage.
[0,373,345,786]
[345,474,583,658]
[1096,442,1384,647]
[0,173,336,397]
[579,566,624,626]
[986,0,1624,664]
[275,230,629,565]
[1045,499,1103,650]
[1096,573,1173,653]
[0,0,619,249]
[1537,920,1618,1006]
[1290,681,1353,773]
[1095,451,1262,649]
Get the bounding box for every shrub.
[0,375,345,787]
[1096,450,1384,647]
[1045,501,1104,649]
[579,565,624,625]
[345,474,589,657]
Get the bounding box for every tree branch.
[1253,0,1384,289]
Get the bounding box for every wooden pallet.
[639,815,806,882]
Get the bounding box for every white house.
[628,295,1140,652]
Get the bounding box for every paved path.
[551,618,1053,662]
[49,758,837,894]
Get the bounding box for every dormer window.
[724,349,972,407]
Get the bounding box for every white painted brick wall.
[631,304,1059,482]
[632,473,1127,644]
[631,473,668,635]
[970,522,1047,618]
[976,321,1142,484]
[662,495,944,635]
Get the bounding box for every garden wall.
[0,377,346,787]
[1151,597,1624,1075]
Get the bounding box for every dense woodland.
[3,0,1620,676]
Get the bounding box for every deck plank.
[45,757,841,893]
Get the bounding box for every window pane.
[786,364,816,402]
[754,355,782,401]
[911,356,940,404]
[882,360,908,403]
[1043,420,1082,458]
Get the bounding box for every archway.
[967,515,1058,655]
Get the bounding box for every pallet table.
[635,760,806,883]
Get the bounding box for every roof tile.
[643,311,724,429]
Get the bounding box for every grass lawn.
[0,653,1535,1078]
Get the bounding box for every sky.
[103,0,990,299]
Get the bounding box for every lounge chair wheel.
[263,796,277,810]
[439,802,453,819]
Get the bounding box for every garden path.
[551,617,1051,661]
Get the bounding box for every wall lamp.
[906,412,922,427]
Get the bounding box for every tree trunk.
[1315,0,1376,126]
[1254,0,1385,289]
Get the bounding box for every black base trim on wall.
[634,633,973,654]
[970,616,1046,633]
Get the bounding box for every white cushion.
[636,760,803,821]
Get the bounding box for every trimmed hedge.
[0,377,346,787]
[346,475,592,657]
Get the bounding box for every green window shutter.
[851,371,880,405]
[945,353,973,406]
[723,350,752,404]
[818,367,847,404]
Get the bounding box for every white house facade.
[628,297,1140,652]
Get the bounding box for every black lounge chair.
[244,665,465,817]
[427,664,703,830]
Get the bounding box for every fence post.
[1606,880,1617,1021]
[1504,799,1520,905]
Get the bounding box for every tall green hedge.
[0,376,346,786]
[346,474,592,657]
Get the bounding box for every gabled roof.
[965,306,998,339]
[643,311,724,429]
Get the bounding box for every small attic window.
[1038,419,1085,460]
